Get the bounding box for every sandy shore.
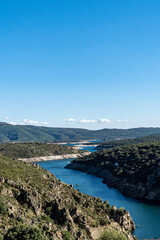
[18,151,90,163]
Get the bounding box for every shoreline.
[65,162,160,203]
[72,144,98,150]
[57,140,97,144]
[18,151,90,163]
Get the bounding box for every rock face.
[0,156,136,240]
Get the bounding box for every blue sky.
[0,0,160,129]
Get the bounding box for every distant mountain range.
[1,122,160,142]
[96,133,160,149]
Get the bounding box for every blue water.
[38,145,160,239]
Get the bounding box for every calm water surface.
[38,145,160,239]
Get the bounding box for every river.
[38,144,160,239]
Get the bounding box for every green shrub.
[99,217,108,226]
[41,214,52,223]
[45,206,52,216]
[62,231,72,240]
[98,229,127,240]
[4,224,47,240]
[119,207,124,211]
[0,197,8,214]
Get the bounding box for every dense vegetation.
[96,134,160,149]
[77,143,160,184]
[3,225,46,240]
[68,142,160,201]
[0,156,135,239]
[1,122,160,142]
[0,142,79,159]
[98,229,127,240]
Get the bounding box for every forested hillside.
[0,142,80,159]
[96,134,160,149]
[1,122,160,143]
[67,142,160,202]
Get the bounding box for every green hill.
[67,142,160,202]
[1,122,160,142]
[0,142,81,159]
[96,133,160,149]
[0,155,135,239]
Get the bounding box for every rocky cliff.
[0,156,136,240]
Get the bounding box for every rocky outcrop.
[0,156,136,240]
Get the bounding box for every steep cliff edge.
[0,156,136,240]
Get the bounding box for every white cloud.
[10,121,17,125]
[64,118,111,124]
[8,119,48,126]
[63,118,127,124]
[64,118,76,122]
[19,119,49,126]
[28,120,39,125]
[116,119,129,122]
[5,117,10,120]
[99,118,110,123]
[41,121,48,125]
[78,119,97,123]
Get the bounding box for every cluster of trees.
[3,225,47,240]
[2,225,127,240]
[76,142,160,184]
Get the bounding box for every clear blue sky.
[0,0,160,129]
